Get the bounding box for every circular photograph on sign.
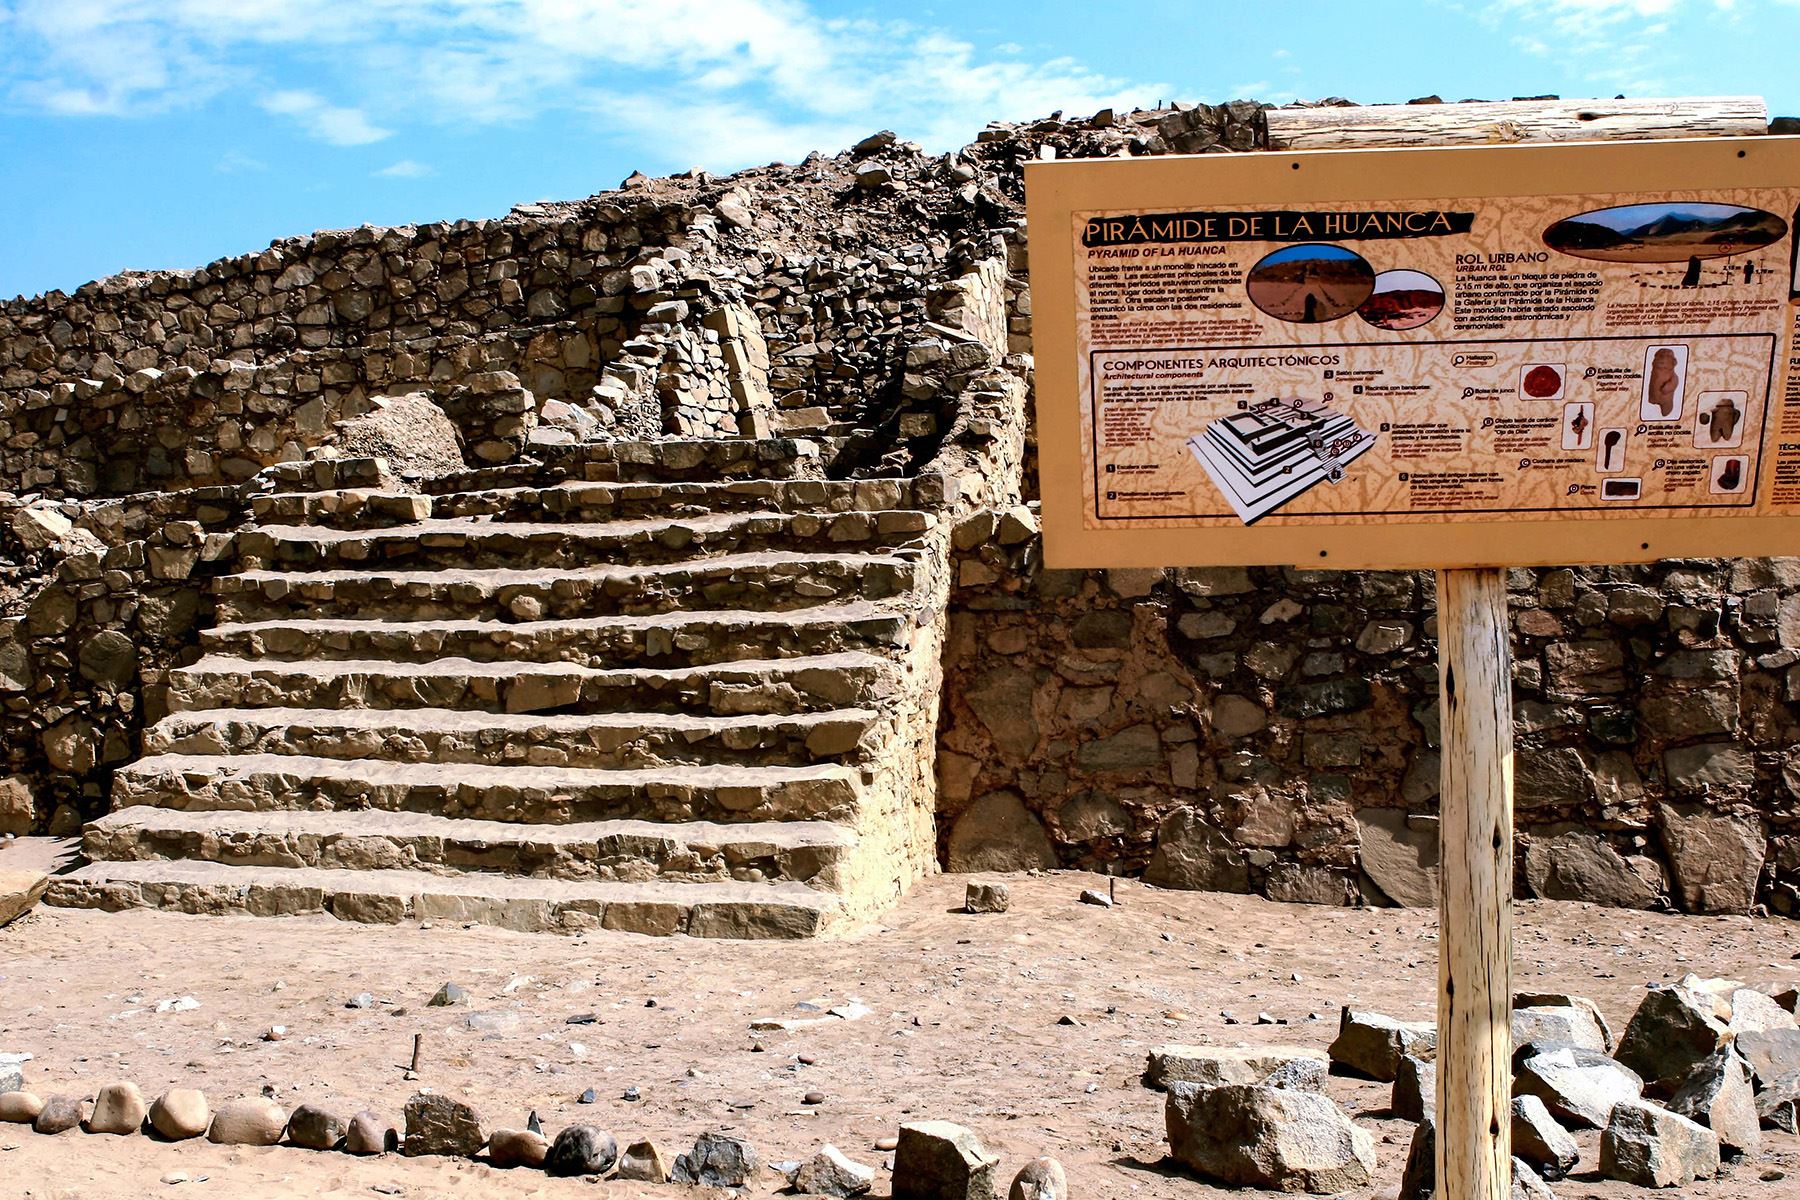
[1245,243,1375,323]
[1542,202,1787,263]
[1357,269,1445,330]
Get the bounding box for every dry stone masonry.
[0,96,1798,927]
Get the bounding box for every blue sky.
[1,0,1797,300]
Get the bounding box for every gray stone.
[1328,1007,1436,1082]
[428,982,469,1007]
[893,1120,999,1200]
[1399,1117,1434,1200]
[1515,1043,1644,1128]
[1599,1098,1721,1188]
[208,1096,287,1146]
[965,667,1040,762]
[148,1089,209,1140]
[674,1131,760,1189]
[0,776,32,836]
[86,1081,146,1134]
[401,1091,484,1157]
[617,1138,674,1181]
[1356,808,1439,908]
[1512,1005,1607,1053]
[1511,1157,1557,1200]
[1144,807,1248,893]
[1075,725,1161,772]
[1008,1157,1067,1200]
[1523,826,1663,909]
[796,1144,877,1196]
[1735,1027,1800,1089]
[1145,1044,1327,1091]
[1614,975,1732,1094]
[1392,1054,1435,1122]
[487,1128,549,1169]
[33,1094,88,1134]
[1670,1050,1760,1159]
[345,1110,398,1155]
[11,506,71,551]
[546,1123,617,1176]
[1658,803,1765,913]
[1512,1094,1580,1180]
[947,793,1057,873]
[1727,987,1797,1036]
[1515,991,1615,1052]
[1663,743,1754,797]
[1755,1075,1799,1132]
[286,1102,347,1150]
[1264,863,1356,906]
[964,882,1010,914]
[1165,1081,1375,1193]
[77,629,136,689]
[0,1059,20,1095]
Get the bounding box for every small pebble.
[803,1091,826,1105]
[577,1087,597,1104]
[346,993,375,1010]
[622,1087,640,1102]
[875,1135,898,1151]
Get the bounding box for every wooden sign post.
[1436,567,1514,1197]
[1024,98,1798,1200]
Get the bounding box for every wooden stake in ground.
[1435,568,1514,1200]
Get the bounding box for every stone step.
[212,551,922,623]
[422,437,826,494]
[237,511,936,572]
[254,478,943,530]
[82,807,857,889]
[437,477,941,523]
[147,705,880,768]
[167,651,891,717]
[45,858,839,938]
[201,602,914,668]
[113,754,863,825]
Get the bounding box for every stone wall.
[937,524,1800,915]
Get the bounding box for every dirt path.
[3,871,1799,1198]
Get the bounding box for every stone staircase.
[46,438,953,938]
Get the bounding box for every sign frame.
[1026,136,1800,570]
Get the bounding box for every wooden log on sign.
[1435,568,1515,1200]
[1267,95,1768,151]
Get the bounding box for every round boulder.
[208,1096,288,1146]
[149,1089,210,1141]
[547,1124,618,1176]
[86,1081,147,1135]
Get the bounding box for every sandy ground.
[2,859,1800,1199]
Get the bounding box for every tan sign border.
[1026,136,1800,570]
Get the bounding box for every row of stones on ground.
[939,536,1800,912]
[1145,970,1800,1195]
[0,1071,1065,1200]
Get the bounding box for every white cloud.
[0,0,1164,168]
[375,158,433,177]
[215,150,268,173]
[260,89,392,145]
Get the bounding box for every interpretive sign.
[1026,136,1800,568]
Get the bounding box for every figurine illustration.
[1568,407,1589,441]
[1718,457,1742,492]
[1646,348,1680,417]
[1601,429,1623,471]
[1706,395,1740,445]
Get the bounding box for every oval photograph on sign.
[1245,243,1375,323]
[1543,202,1788,263]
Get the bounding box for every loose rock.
[428,982,469,1007]
[1145,1044,1326,1091]
[1669,1049,1760,1158]
[1165,1081,1375,1193]
[207,1096,287,1146]
[1513,1004,1608,1053]
[893,1120,999,1200]
[1392,1054,1435,1122]
[488,1128,550,1169]
[1511,1156,1557,1200]
[401,1092,484,1157]
[1515,991,1615,1051]
[1512,1094,1580,1180]
[795,1144,877,1197]
[674,1131,760,1189]
[148,1089,209,1141]
[1514,1042,1644,1128]
[286,1102,348,1150]
[1328,1007,1436,1081]
[618,1138,674,1182]
[1613,974,1731,1093]
[546,1124,618,1176]
[1008,1156,1067,1200]
[1600,1098,1721,1187]
[0,1090,44,1124]
[964,882,1009,914]
[86,1081,147,1135]
[345,1110,398,1155]
[34,1095,91,1134]
[1398,1116,1434,1200]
